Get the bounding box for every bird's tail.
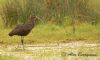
[9,32,14,36]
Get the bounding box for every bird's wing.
[9,24,24,36]
[14,24,24,29]
[12,24,24,33]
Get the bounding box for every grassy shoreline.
[0,23,100,45]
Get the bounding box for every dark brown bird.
[9,15,38,49]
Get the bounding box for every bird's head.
[29,15,41,25]
[30,15,37,22]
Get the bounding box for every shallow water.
[0,42,100,60]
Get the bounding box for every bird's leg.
[21,36,24,50]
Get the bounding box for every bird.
[8,15,38,49]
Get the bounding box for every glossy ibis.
[9,15,38,49]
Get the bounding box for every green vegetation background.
[0,0,100,44]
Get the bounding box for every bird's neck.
[27,19,35,28]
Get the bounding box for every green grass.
[0,55,21,60]
[0,23,100,45]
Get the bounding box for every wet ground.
[0,42,100,60]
